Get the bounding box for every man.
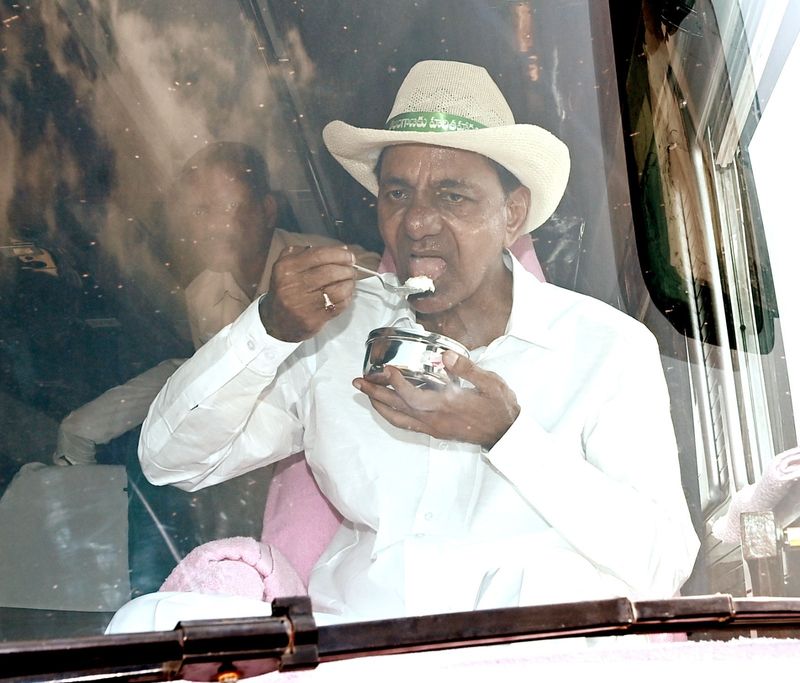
[127,61,699,625]
[54,142,378,466]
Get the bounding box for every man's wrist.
[258,293,278,339]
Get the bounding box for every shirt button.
[424,512,434,521]
[247,340,256,351]
[438,442,448,450]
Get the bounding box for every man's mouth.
[408,255,447,281]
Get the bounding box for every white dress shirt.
[139,254,699,623]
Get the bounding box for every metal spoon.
[352,264,434,297]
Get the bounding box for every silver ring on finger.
[322,290,336,313]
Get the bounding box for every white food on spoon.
[403,275,435,295]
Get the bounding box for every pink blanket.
[712,446,800,544]
[160,536,306,600]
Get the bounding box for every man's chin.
[408,291,447,315]
[200,252,238,273]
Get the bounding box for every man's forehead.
[178,164,253,198]
[183,163,242,186]
[378,143,496,182]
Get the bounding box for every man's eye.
[386,189,408,201]
[440,191,465,203]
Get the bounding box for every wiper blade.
[4,594,800,682]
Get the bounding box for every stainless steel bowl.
[363,326,469,388]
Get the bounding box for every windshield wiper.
[4,593,800,682]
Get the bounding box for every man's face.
[175,163,270,274]
[377,144,525,316]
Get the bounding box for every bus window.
[612,0,799,596]
[1,0,795,648]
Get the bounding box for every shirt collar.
[503,250,557,350]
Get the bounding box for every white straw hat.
[322,59,570,233]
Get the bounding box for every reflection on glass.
[617,0,800,600]
[0,0,796,662]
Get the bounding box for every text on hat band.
[385,112,487,133]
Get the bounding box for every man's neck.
[417,266,513,350]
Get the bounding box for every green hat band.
[385,112,487,133]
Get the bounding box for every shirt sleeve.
[138,296,309,492]
[484,330,700,599]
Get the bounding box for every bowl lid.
[366,326,469,357]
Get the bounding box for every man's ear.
[503,185,531,248]
[262,193,279,229]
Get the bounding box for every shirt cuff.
[483,406,583,493]
[226,295,300,374]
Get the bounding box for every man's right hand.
[259,245,356,342]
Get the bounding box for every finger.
[292,245,355,272]
[359,367,391,385]
[353,376,409,413]
[366,395,432,436]
[282,244,311,257]
[273,245,354,284]
[275,245,304,261]
[379,366,442,412]
[271,269,355,318]
[302,263,360,293]
[442,351,501,393]
[270,281,352,329]
[314,280,355,312]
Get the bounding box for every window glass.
[616,0,799,597]
[748,16,800,440]
[0,0,794,656]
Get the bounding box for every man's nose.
[205,212,236,236]
[402,198,441,240]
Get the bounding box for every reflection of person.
[54,142,379,465]
[126,61,698,625]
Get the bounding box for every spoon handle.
[352,264,383,277]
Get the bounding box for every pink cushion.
[260,453,342,585]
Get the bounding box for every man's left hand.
[352,351,520,450]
